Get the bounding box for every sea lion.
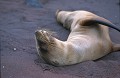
[35,10,120,66]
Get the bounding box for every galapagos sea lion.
[35,10,120,66]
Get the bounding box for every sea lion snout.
[35,30,50,42]
[35,30,53,52]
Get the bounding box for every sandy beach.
[1,0,120,78]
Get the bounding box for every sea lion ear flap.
[79,16,120,32]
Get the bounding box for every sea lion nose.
[35,30,41,38]
[35,30,41,35]
[35,30,39,33]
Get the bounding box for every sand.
[1,0,120,78]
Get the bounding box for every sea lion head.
[35,29,66,66]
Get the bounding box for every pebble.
[13,48,16,51]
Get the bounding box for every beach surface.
[1,0,120,78]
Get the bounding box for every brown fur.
[35,10,120,66]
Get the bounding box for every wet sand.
[1,0,120,78]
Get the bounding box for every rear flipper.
[79,16,120,32]
[112,43,120,52]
